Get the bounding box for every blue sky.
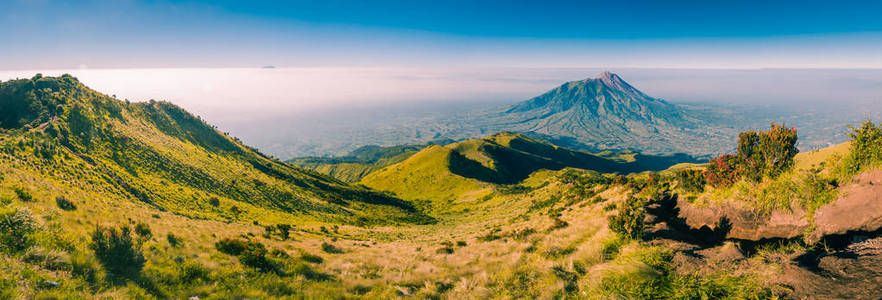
[3,0,882,69]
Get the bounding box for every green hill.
[287,140,452,182]
[359,132,694,205]
[0,74,431,225]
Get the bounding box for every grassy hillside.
[0,74,430,225]
[288,141,451,182]
[360,132,696,208]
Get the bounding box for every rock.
[44,281,58,288]
[811,170,882,243]
[675,199,808,241]
[695,241,745,262]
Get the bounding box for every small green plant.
[608,197,645,240]
[321,242,343,254]
[300,252,324,264]
[675,169,706,193]
[0,207,38,253]
[55,196,77,211]
[13,187,33,202]
[208,197,220,206]
[166,233,182,247]
[134,222,152,239]
[90,225,146,276]
[838,119,882,178]
[214,238,275,272]
[215,238,249,255]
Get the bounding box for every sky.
[3,0,882,69]
[3,0,882,157]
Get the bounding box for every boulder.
[810,170,882,243]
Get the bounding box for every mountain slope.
[0,74,430,225]
[287,140,452,182]
[359,132,692,206]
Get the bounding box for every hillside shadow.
[645,193,731,247]
[517,132,706,172]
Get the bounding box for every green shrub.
[215,238,275,272]
[0,207,38,253]
[55,196,77,211]
[215,238,248,255]
[300,252,324,264]
[608,197,645,240]
[276,224,292,240]
[134,222,152,239]
[321,242,343,254]
[166,233,182,247]
[237,241,273,272]
[13,187,33,202]
[839,119,882,178]
[89,225,146,276]
[675,169,705,193]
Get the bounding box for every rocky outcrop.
[669,170,882,243]
[810,170,882,243]
[675,200,808,241]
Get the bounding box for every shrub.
[704,154,741,187]
[839,120,882,177]
[214,238,274,272]
[238,242,273,272]
[608,197,645,239]
[215,238,249,255]
[276,224,292,240]
[13,187,33,202]
[321,242,343,254]
[676,169,705,193]
[166,233,182,247]
[300,252,324,264]
[55,196,77,211]
[134,222,152,239]
[705,124,799,187]
[90,225,146,276]
[208,197,220,207]
[0,207,39,253]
